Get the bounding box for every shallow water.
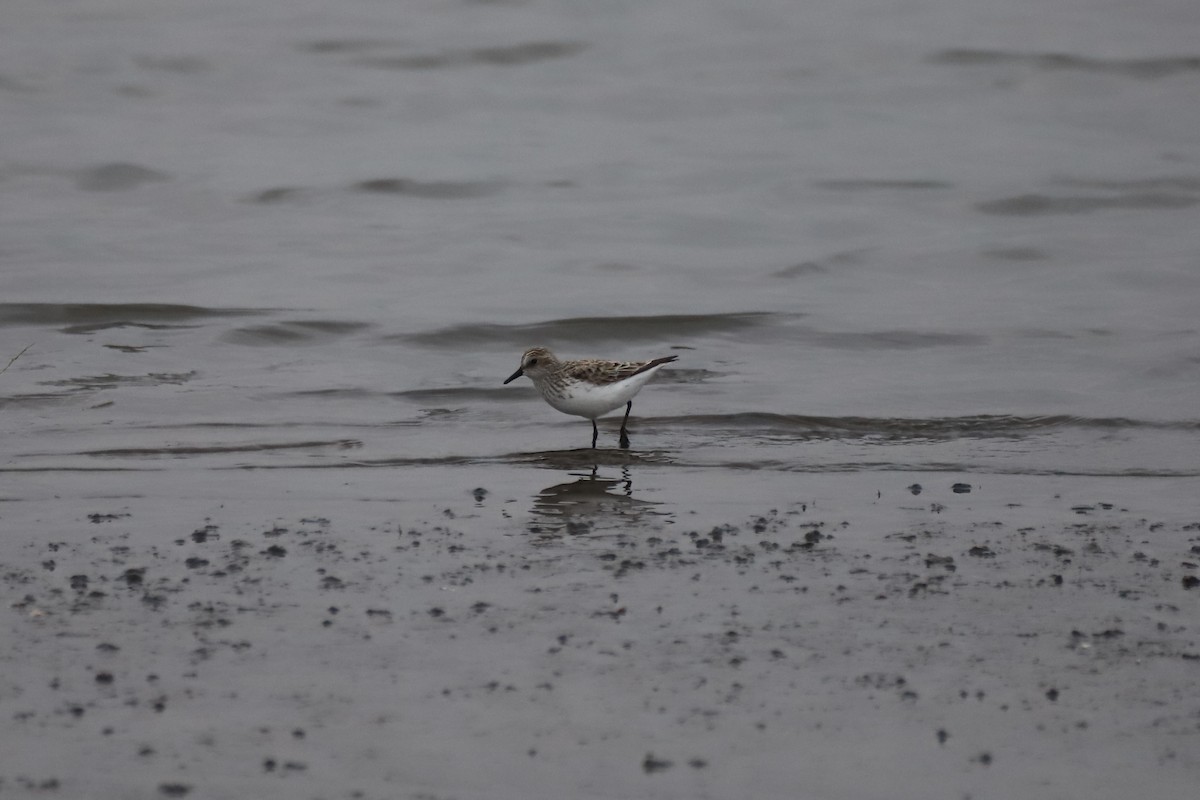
[3,302,1198,479]
[2,1,1200,797]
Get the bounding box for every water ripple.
[73,439,364,458]
[221,320,373,346]
[977,193,1198,216]
[393,312,790,348]
[0,303,264,332]
[653,413,1200,437]
[929,49,1200,80]
[354,41,587,70]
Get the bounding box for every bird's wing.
[564,356,677,386]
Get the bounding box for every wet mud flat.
[1,469,1198,800]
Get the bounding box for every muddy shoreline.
[3,469,1197,799]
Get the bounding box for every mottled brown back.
[562,355,677,386]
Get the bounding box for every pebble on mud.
[642,753,673,774]
[121,568,146,586]
[191,526,218,543]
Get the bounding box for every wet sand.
[3,468,1197,799]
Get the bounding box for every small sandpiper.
[503,347,677,449]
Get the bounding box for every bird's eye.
[528,358,538,367]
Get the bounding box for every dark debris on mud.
[2,493,1198,796]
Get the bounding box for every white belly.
[539,365,665,420]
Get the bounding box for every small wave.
[353,41,587,70]
[0,392,82,409]
[38,371,197,391]
[1054,176,1200,193]
[285,388,381,400]
[773,262,828,278]
[804,330,987,349]
[655,413,1200,438]
[394,312,789,348]
[681,460,1200,478]
[74,162,169,192]
[350,178,504,199]
[222,320,372,346]
[929,49,1200,80]
[652,368,718,384]
[75,439,363,458]
[394,386,535,402]
[245,186,309,204]
[299,39,401,54]
[814,179,952,191]
[394,314,988,352]
[0,466,152,474]
[245,179,505,204]
[772,248,873,278]
[4,457,1196,479]
[0,303,264,332]
[976,193,1198,216]
[133,56,211,74]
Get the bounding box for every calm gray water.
[3,0,1200,477]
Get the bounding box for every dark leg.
[618,401,632,449]
[591,420,598,449]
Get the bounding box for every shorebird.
[503,347,677,449]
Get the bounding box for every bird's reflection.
[527,464,670,538]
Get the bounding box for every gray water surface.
[4,0,1198,479]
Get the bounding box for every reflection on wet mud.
[528,465,671,540]
[513,448,673,470]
